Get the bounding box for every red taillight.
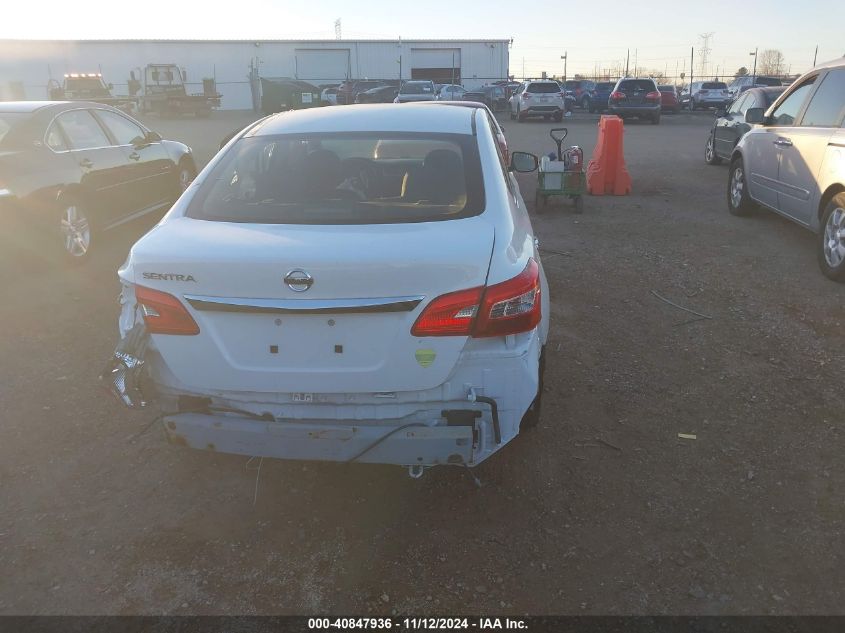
[411,260,541,338]
[522,93,532,100]
[610,91,626,100]
[135,285,200,335]
[411,286,483,336]
[474,259,541,337]
[645,91,661,101]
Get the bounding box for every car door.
[745,78,817,211]
[54,108,135,227]
[776,69,845,224]
[93,108,176,215]
[715,93,748,157]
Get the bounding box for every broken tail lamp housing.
[411,259,541,337]
[135,285,199,335]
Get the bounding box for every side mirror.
[714,107,726,118]
[510,151,538,173]
[745,107,765,124]
[145,130,162,143]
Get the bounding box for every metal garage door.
[294,49,351,81]
[410,48,461,83]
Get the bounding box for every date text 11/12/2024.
[307,618,528,630]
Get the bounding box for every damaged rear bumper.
[164,413,475,467]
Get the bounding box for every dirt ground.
[0,108,843,616]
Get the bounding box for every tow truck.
[133,64,221,117]
[48,73,135,112]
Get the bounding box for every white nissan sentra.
[108,103,549,476]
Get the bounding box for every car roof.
[250,103,475,136]
[814,57,845,71]
[0,100,76,113]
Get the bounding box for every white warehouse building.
[0,39,511,110]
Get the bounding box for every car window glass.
[95,110,146,145]
[45,122,68,151]
[188,133,484,225]
[800,69,845,127]
[770,78,816,126]
[728,94,748,115]
[56,109,110,149]
[527,83,561,94]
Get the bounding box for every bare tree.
[758,50,785,75]
[735,66,748,77]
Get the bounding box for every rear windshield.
[618,80,655,91]
[596,82,614,90]
[187,133,485,225]
[401,83,433,94]
[702,82,727,89]
[658,85,675,92]
[527,83,561,94]
[755,77,782,86]
[0,113,26,146]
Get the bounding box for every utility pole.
[750,47,757,82]
[813,45,818,67]
[522,57,525,80]
[634,49,638,76]
[561,52,568,84]
[398,36,402,81]
[625,49,630,76]
[690,46,694,108]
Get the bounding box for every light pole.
[560,52,567,84]
[750,48,757,82]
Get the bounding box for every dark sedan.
[704,86,786,165]
[355,85,399,103]
[0,101,195,262]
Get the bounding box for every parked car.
[437,84,467,100]
[337,80,385,105]
[355,85,399,103]
[395,80,436,103]
[705,86,786,165]
[0,101,195,262]
[727,75,782,98]
[687,81,731,110]
[320,87,338,106]
[585,81,615,113]
[658,85,681,113]
[608,77,662,124]
[726,58,845,280]
[108,103,550,474]
[564,80,597,109]
[481,85,509,112]
[509,80,567,122]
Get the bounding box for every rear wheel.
[818,193,845,282]
[651,113,660,125]
[517,106,526,122]
[553,111,563,122]
[705,133,721,165]
[520,346,546,430]
[728,158,754,216]
[509,107,516,121]
[59,198,92,262]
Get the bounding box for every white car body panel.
[116,104,548,469]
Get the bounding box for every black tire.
[553,112,563,122]
[581,96,590,110]
[727,157,754,216]
[817,192,845,282]
[176,160,196,194]
[57,195,93,263]
[517,106,526,122]
[509,108,516,121]
[520,346,546,430]
[705,133,721,165]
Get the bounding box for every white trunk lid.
[129,216,494,393]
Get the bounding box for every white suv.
[727,58,845,280]
[105,104,550,474]
[509,81,566,122]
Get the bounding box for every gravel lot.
[1,107,843,615]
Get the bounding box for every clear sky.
[3,0,842,80]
